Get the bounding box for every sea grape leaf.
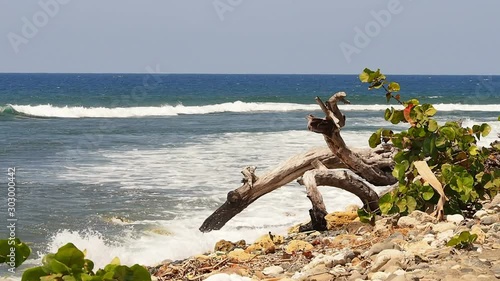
[388,82,400,92]
[379,193,394,214]
[0,238,31,267]
[406,196,417,213]
[54,243,84,271]
[480,123,491,137]
[420,184,435,201]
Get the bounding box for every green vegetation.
[1,239,150,281]
[446,231,478,249]
[359,68,499,217]
[0,238,31,268]
[21,243,151,281]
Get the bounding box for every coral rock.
[325,211,358,229]
[286,240,314,254]
[227,249,256,262]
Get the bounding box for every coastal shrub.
[359,68,499,217]
[22,243,151,281]
[0,238,31,268]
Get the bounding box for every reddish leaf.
[404,104,415,125]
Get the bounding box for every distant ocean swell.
[1,102,500,118]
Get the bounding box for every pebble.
[446,214,464,224]
[470,225,486,244]
[480,214,499,225]
[371,271,390,280]
[153,194,500,281]
[432,222,456,233]
[364,242,400,257]
[474,210,488,219]
[409,210,437,224]
[262,265,284,276]
[397,216,418,228]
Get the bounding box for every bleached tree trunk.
[199,93,397,232]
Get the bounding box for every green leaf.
[428,119,438,132]
[423,135,436,157]
[84,259,94,274]
[43,254,70,274]
[384,108,391,120]
[392,160,409,182]
[369,80,384,89]
[406,196,417,213]
[458,231,471,241]
[359,68,374,83]
[369,132,382,148]
[379,193,394,214]
[40,274,63,281]
[357,208,374,224]
[422,104,437,116]
[22,266,49,281]
[468,145,478,156]
[440,126,456,140]
[109,257,121,265]
[480,123,491,137]
[54,243,85,271]
[389,109,405,124]
[420,184,435,201]
[435,136,447,148]
[396,198,407,213]
[388,82,400,92]
[446,237,460,247]
[129,264,152,281]
[62,276,77,281]
[0,238,31,267]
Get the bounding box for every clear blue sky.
[1,0,499,74]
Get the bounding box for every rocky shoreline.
[150,195,500,281]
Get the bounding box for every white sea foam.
[41,130,375,268]
[5,102,500,118]
[32,123,499,271]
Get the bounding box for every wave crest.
[1,102,499,118]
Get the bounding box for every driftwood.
[200,93,397,232]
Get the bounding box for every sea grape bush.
[21,243,151,281]
[359,68,499,217]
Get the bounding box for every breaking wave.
[1,102,499,118]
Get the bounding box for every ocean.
[0,74,499,276]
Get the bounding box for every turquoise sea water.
[0,74,499,275]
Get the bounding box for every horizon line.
[0,72,499,76]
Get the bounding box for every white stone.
[422,234,435,244]
[432,222,456,233]
[371,271,390,280]
[405,240,432,255]
[409,210,437,223]
[397,216,418,228]
[371,249,406,272]
[474,210,488,219]
[262,265,284,276]
[480,214,499,225]
[393,269,406,276]
[446,214,464,224]
[329,266,347,276]
[302,251,348,271]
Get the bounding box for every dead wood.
[200,93,397,232]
